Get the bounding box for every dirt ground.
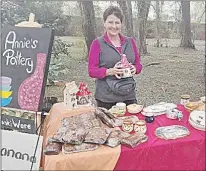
[45,38,205,106]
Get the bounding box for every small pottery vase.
[145,112,155,123]
[145,116,155,123]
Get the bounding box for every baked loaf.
[62,127,88,145]
[121,133,148,148]
[62,143,98,154]
[84,127,111,144]
[97,107,115,119]
[95,108,115,128]
[44,138,62,155]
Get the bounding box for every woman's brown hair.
[103,6,124,23]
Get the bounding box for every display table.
[114,105,205,170]
[41,103,121,170]
[42,103,205,170]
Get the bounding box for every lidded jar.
[180,95,190,106]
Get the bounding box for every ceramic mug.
[134,120,147,134]
[116,102,126,110]
[122,119,133,133]
[111,105,125,116]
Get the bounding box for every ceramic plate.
[143,102,177,116]
[155,125,190,140]
[189,110,205,131]
[143,105,166,113]
[141,111,165,116]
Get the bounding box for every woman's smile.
[104,14,121,36]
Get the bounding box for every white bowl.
[127,104,144,114]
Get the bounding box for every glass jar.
[180,95,190,106]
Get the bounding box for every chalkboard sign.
[1,25,54,112]
[1,114,36,134]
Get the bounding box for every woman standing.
[88,6,142,109]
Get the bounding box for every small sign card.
[1,130,43,170]
[1,114,36,134]
[1,107,36,134]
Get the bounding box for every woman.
[88,6,142,110]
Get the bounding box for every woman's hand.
[130,64,136,75]
[106,67,124,79]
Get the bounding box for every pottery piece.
[196,102,205,111]
[109,105,126,117]
[122,119,133,133]
[166,109,183,120]
[63,81,79,108]
[189,110,205,131]
[116,102,126,110]
[134,120,147,134]
[145,115,155,123]
[142,102,177,116]
[155,125,190,140]
[76,82,92,106]
[115,54,132,79]
[185,102,200,112]
[127,104,144,114]
[113,115,139,127]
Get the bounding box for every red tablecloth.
[114,104,205,170]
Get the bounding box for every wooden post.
[15,13,42,28]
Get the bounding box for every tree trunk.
[155,1,160,47]
[117,1,134,37]
[137,1,151,55]
[79,1,96,53]
[180,1,195,49]
[127,1,134,37]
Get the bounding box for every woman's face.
[104,14,122,36]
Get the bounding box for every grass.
[58,36,87,60]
